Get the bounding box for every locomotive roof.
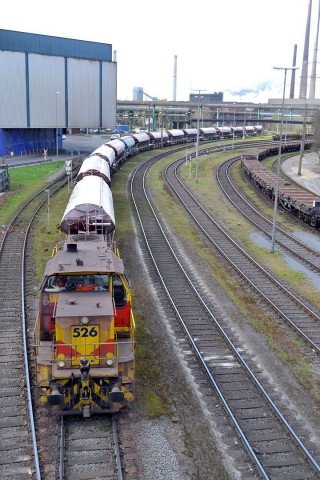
[44,235,124,277]
[55,291,114,317]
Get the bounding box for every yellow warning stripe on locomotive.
[71,325,100,366]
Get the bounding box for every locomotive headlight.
[106,352,114,367]
[58,360,66,368]
[80,316,90,325]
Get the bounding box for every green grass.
[0,162,65,225]
[177,151,320,306]
[33,187,71,284]
[146,148,320,404]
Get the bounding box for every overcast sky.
[2,0,318,103]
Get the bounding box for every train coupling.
[82,405,91,418]
[79,357,90,379]
[110,384,124,403]
[48,384,64,405]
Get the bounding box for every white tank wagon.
[105,139,126,169]
[147,131,169,147]
[244,126,256,136]
[118,135,136,157]
[182,128,198,141]
[231,126,244,138]
[199,127,218,140]
[90,144,116,170]
[166,129,186,144]
[59,175,115,235]
[216,126,232,138]
[76,155,111,185]
[130,132,152,151]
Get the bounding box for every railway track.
[130,150,320,479]
[173,157,320,353]
[2,160,139,480]
[217,156,320,270]
[60,414,130,479]
[0,138,316,478]
[0,174,71,479]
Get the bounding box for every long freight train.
[34,138,138,417]
[241,142,320,228]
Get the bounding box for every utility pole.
[192,89,206,183]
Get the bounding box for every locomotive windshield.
[44,274,109,292]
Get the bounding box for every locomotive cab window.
[112,275,126,307]
[44,274,109,292]
[44,275,66,291]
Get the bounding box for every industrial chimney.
[290,44,297,99]
[309,0,320,98]
[299,0,312,99]
[173,55,177,101]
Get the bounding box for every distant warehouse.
[0,29,117,156]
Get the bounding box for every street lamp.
[159,110,164,148]
[56,91,60,162]
[270,66,299,253]
[284,107,290,144]
[243,108,247,139]
[152,102,156,131]
[232,105,236,150]
[65,160,72,193]
[45,189,50,233]
[298,101,308,175]
[192,89,205,183]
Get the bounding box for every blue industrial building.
[0,29,117,156]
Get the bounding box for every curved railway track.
[173,157,320,353]
[130,150,320,479]
[217,156,320,269]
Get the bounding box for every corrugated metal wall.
[103,62,117,127]
[29,54,65,127]
[0,51,27,127]
[68,59,100,127]
[0,30,117,130]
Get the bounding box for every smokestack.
[290,44,297,98]
[299,0,312,99]
[309,0,320,98]
[173,55,177,101]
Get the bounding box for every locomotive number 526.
[72,326,99,338]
